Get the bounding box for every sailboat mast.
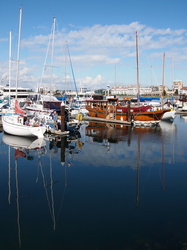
[161,52,166,108]
[50,17,56,101]
[136,31,140,104]
[15,8,22,100]
[8,30,12,102]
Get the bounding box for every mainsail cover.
[15,100,26,115]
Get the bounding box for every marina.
[1,3,187,249]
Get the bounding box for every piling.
[60,102,65,132]
[127,101,131,122]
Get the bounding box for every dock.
[176,110,187,116]
[82,115,132,125]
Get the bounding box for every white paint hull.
[161,110,176,121]
[2,115,46,138]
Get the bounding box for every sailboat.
[2,9,47,138]
[3,100,47,138]
[160,53,176,121]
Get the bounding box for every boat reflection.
[2,133,47,247]
[39,130,84,231]
[85,121,177,207]
[1,130,84,248]
[180,114,187,122]
[2,133,47,160]
[85,121,176,145]
[48,130,83,166]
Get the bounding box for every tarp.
[56,94,67,101]
[15,99,26,115]
[137,94,160,102]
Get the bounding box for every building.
[172,80,183,94]
[179,86,187,95]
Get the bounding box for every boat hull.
[86,107,168,122]
[161,110,176,121]
[2,115,46,138]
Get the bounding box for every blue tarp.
[137,94,160,102]
[56,95,67,101]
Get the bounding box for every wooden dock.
[82,115,132,125]
[176,111,187,116]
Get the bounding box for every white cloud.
[1,22,187,89]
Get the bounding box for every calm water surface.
[0,115,187,250]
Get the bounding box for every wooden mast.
[136,31,140,105]
[161,52,166,108]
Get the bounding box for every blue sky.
[0,0,187,91]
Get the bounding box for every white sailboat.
[2,9,47,138]
[160,53,176,121]
[3,100,47,138]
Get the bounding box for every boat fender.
[76,113,83,121]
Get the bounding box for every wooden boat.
[85,32,168,126]
[85,98,168,125]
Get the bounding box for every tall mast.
[161,52,166,108]
[136,31,140,104]
[8,30,12,102]
[15,8,22,100]
[49,17,56,101]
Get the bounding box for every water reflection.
[2,134,47,248]
[1,118,187,250]
[1,131,84,249]
[2,133,47,160]
[85,121,177,207]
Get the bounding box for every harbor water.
[0,114,187,250]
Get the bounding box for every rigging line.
[138,158,153,200]
[39,19,54,91]
[57,164,68,220]
[66,42,79,99]
[55,21,69,87]
[39,159,53,218]
[145,54,159,85]
[35,158,40,183]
